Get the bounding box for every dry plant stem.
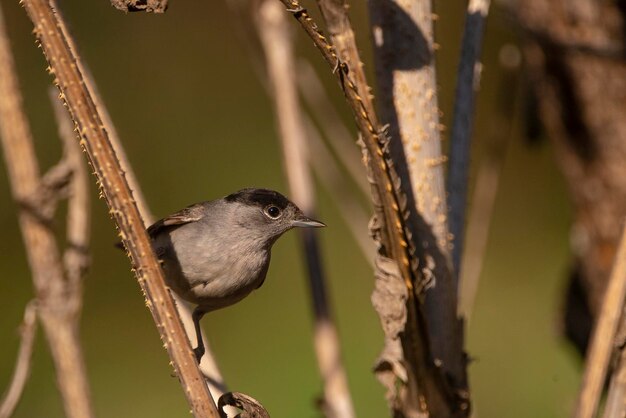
[50,89,91,295]
[574,227,626,418]
[0,6,94,418]
[458,45,519,321]
[447,0,491,282]
[369,0,468,409]
[0,302,38,418]
[315,0,376,118]
[21,1,218,416]
[256,2,355,416]
[277,0,466,415]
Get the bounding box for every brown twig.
[49,88,91,298]
[0,302,38,418]
[314,0,376,118]
[0,5,95,418]
[574,226,626,418]
[256,2,355,416]
[21,0,219,416]
[448,0,492,282]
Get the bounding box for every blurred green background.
[0,0,580,417]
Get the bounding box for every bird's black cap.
[224,188,291,210]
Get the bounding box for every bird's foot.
[193,345,205,363]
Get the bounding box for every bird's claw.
[194,346,205,363]
[332,59,341,74]
[285,5,306,16]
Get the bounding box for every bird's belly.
[162,246,270,311]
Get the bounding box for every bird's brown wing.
[147,202,206,238]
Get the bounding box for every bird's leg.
[192,307,207,363]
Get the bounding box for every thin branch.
[21,1,218,416]
[574,225,626,418]
[256,2,355,416]
[0,302,38,418]
[49,88,91,299]
[0,5,95,418]
[458,44,520,321]
[314,0,376,118]
[448,0,492,284]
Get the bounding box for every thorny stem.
[21,0,219,416]
[66,19,227,399]
[276,0,413,317]
[276,0,465,414]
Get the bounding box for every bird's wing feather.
[147,203,206,238]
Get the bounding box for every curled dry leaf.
[110,0,168,13]
[371,254,409,407]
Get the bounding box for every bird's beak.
[292,215,326,228]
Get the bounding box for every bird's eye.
[265,205,282,219]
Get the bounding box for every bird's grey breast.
[153,201,272,306]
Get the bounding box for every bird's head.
[224,188,325,243]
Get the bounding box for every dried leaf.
[371,254,409,405]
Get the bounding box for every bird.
[146,188,325,362]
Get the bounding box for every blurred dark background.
[0,0,579,417]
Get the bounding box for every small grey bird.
[147,188,325,361]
